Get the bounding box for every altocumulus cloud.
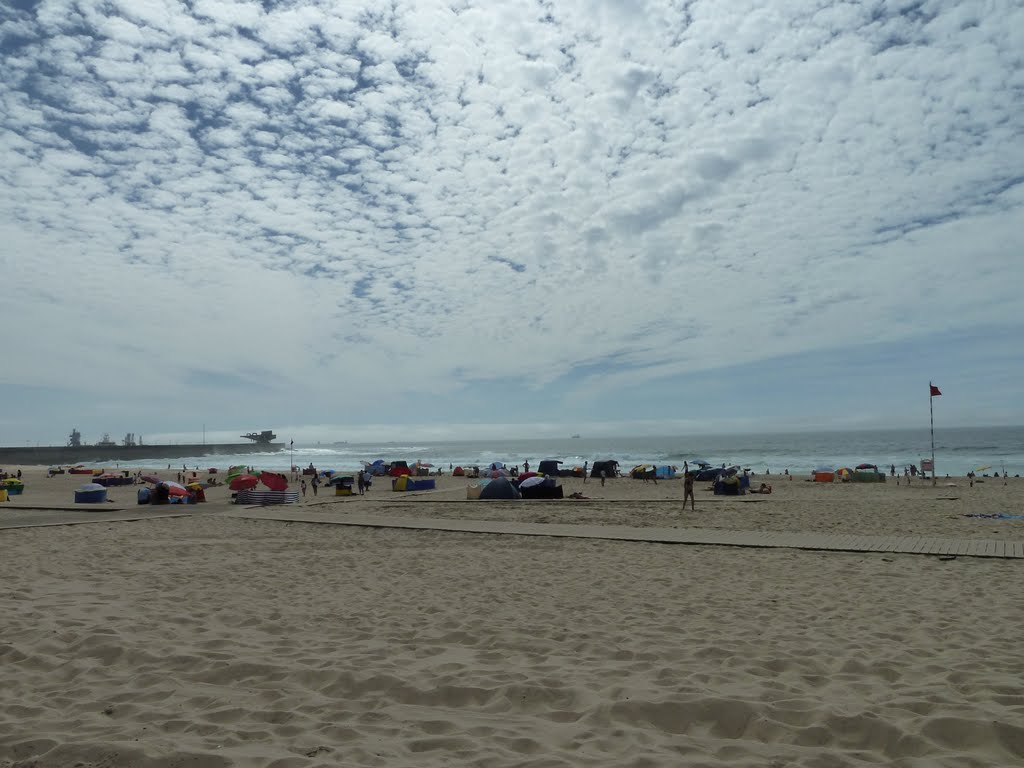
[1,0,1022,441]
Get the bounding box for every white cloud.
[1,0,1022,440]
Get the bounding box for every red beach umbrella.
[229,474,260,491]
[260,471,288,491]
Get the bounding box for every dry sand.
[2,467,1023,767]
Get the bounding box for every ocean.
[99,426,1024,477]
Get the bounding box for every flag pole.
[929,382,936,486]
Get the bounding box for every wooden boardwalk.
[227,510,1024,560]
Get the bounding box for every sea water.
[99,426,1024,477]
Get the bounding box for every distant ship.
[571,434,581,439]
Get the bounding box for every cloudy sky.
[2,0,1022,445]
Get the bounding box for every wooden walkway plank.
[222,511,1024,561]
[965,541,988,558]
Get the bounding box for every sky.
[2,0,1023,446]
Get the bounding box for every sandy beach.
[2,467,1023,766]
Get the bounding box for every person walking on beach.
[600,469,606,486]
[683,471,695,511]
[300,480,307,497]
[583,461,588,483]
[311,476,319,496]
[357,471,365,495]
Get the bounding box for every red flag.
[930,384,941,397]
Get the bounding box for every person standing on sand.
[683,471,695,511]
[300,480,307,497]
[600,469,606,486]
[583,461,588,483]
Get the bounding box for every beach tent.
[714,472,749,494]
[590,460,619,478]
[519,476,563,499]
[852,468,885,483]
[362,460,387,476]
[452,465,465,476]
[693,466,721,481]
[537,459,562,476]
[332,475,355,495]
[478,476,521,500]
[162,481,190,497]
[94,473,133,487]
[630,464,675,480]
[630,465,657,479]
[393,476,436,492]
[813,466,835,483]
[74,483,107,503]
[150,483,171,505]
